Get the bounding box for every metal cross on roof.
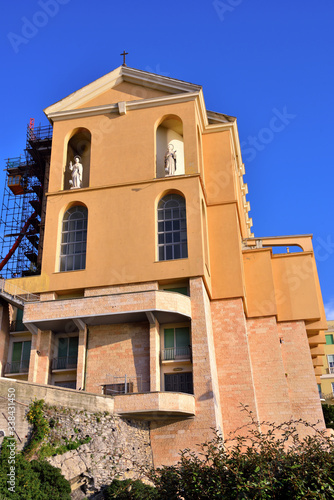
[120,50,128,66]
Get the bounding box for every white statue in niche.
[68,156,83,189]
[164,144,177,176]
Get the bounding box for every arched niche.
[156,116,184,178]
[64,128,91,190]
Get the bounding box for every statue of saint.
[164,144,177,176]
[69,156,83,189]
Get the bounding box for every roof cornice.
[47,92,200,122]
[44,66,202,117]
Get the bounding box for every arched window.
[60,206,87,272]
[158,194,188,261]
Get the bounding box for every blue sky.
[1,0,334,315]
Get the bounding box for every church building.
[0,64,327,466]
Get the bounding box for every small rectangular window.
[11,341,31,373]
[55,337,78,370]
[163,327,191,361]
[326,334,334,345]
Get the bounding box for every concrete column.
[29,330,53,385]
[76,326,87,391]
[190,277,223,434]
[150,277,224,467]
[0,300,10,376]
[149,317,160,392]
[28,332,39,383]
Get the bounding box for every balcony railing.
[10,320,28,332]
[320,392,334,401]
[162,346,192,361]
[104,382,134,395]
[103,374,149,395]
[52,356,77,370]
[5,360,29,374]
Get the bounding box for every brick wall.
[211,297,259,437]
[246,316,292,423]
[279,320,325,430]
[150,277,222,467]
[85,322,150,394]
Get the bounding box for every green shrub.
[24,399,49,456]
[150,415,334,499]
[322,404,334,429]
[0,438,42,499]
[30,460,71,499]
[103,478,158,499]
[39,435,91,458]
[0,437,71,499]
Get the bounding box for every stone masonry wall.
[0,378,152,498]
[45,406,152,497]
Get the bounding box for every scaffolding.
[0,121,52,278]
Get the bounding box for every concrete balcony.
[113,391,195,420]
[23,290,191,333]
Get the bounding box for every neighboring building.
[320,320,334,404]
[0,65,328,466]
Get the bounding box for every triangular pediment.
[44,66,202,116]
[75,81,170,110]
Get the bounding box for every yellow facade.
[320,320,334,403]
[0,66,328,467]
[7,67,326,329]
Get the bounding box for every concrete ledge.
[24,290,192,332]
[114,391,195,420]
[0,377,114,413]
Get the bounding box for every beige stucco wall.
[5,77,326,330]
